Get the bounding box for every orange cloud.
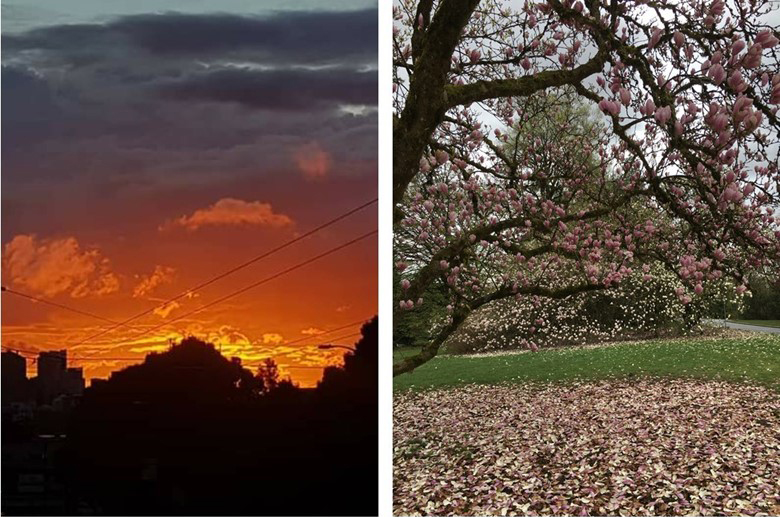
[294,141,331,180]
[262,333,284,345]
[152,301,180,319]
[2,234,119,298]
[301,327,324,336]
[133,265,176,298]
[161,198,293,231]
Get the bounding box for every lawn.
[394,336,780,515]
[730,319,780,328]
[394,335,780,391]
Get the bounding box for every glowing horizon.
[2,3,378,388]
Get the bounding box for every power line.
[114,230,377,347]
[71,197,377,347]
[1,286,123,326]
[2,345,40,356]
[1,199,376,355]
[246,331,364,363]
[271,319,369,348]
[79,230,377,358]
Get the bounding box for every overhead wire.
[98,229,377,353]
[70,197,377,347]
[1,201,376,373]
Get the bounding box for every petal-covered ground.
[394,380,780,516]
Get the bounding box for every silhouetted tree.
[51,331,377,516]
[317,317,378,399]
[256,358,280,392]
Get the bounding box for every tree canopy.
[393,0,780,375]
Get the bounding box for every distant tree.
[256,358,280,393]
[741,273,780,319]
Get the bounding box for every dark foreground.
[3,318,378,516]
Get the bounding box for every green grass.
[729,319,780,328]
[393,346,422,364]
[394,336,780,391]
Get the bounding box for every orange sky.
[1,3,377,387]
[2,194,377,387]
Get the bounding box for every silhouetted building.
[34,350,83,404]
[64,367,85,396]
[2,351,33,406]
[37,350,67,404]
[38,350,66,380]
[2,351,27,387]
[89,378,108,388]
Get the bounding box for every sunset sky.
[1,0,378,386]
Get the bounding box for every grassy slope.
[394,336,780,391]
[730,319,780,328]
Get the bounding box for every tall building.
[64,367,85,396]
[36,350,67,404]
[2,351,31,404]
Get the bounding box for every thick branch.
[393,282,606,376]
[443,50,608,109]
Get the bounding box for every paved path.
[705,319,780,334]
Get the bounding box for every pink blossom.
[654,106,672,125]
[756,29,779,48]
[648,27,662,49]
[599,99,620,116]
[743,44,762,68]
[727,70,746,92]
[619,88,631,106]
[771,83,780,104]
[435,150,449,164]
[710,113,729,132]
[711,0,725,17]
[708,63,726,85]
[641,97,656,116]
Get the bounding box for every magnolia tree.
[392,0,780,375]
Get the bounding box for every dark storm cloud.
[3,9,377,65]
[1,66,65,148]
[159,67,377,111]
[1,6,377,208]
